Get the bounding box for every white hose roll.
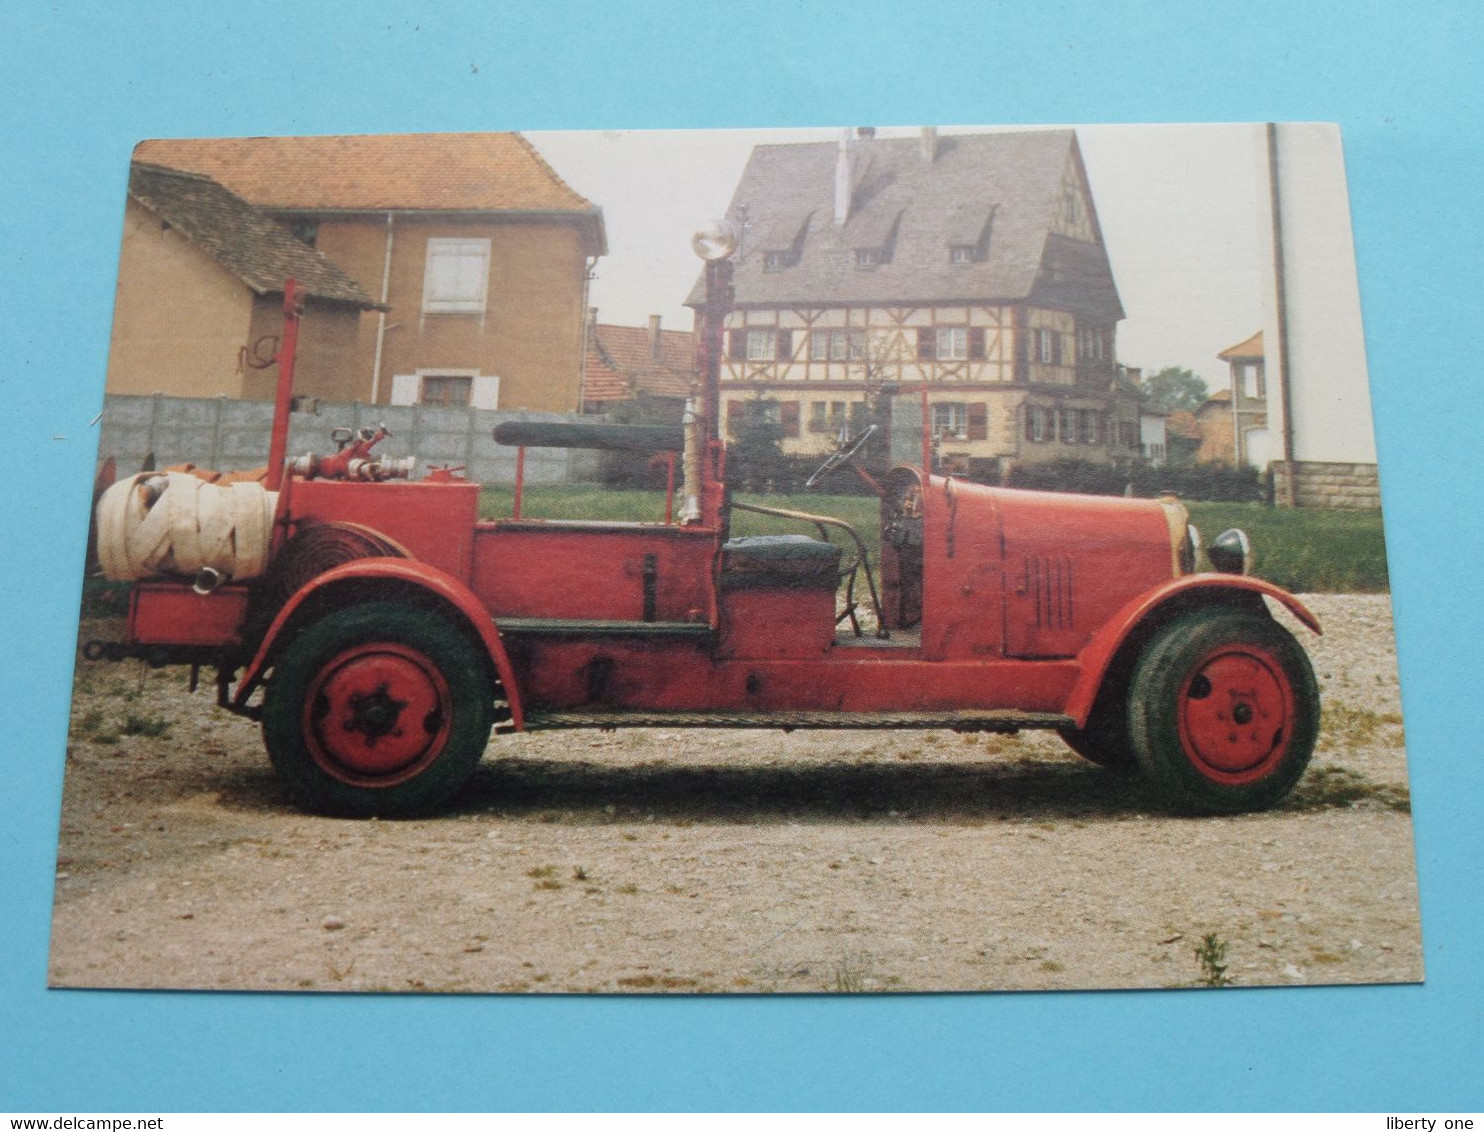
[95,472,278,582]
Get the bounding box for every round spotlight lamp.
[1208,527,1252,575]
[692,219,739,262]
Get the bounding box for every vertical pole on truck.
[266,278,302,492]
[921,383,932,475]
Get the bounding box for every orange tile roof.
[133,132,597,216]
[1217,330,1264,361]
[582,352,632,404]
[1165,409,1203,440]
[584,323,697,403]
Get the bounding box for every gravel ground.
[48,594,1422,994]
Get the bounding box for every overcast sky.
[529,122,1302,392]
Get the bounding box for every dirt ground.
[48,594,1423,994]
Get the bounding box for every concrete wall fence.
[98,394,602,486]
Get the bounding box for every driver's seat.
[718,534,842,592]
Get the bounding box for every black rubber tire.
[1128,607,1319,814]
[1060,714,1135,770]
[262,602,494,817]
[1060,663,1136,770]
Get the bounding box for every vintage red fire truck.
[88,223,1320,817]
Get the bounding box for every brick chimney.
[648,314,662,360]
[920,126,938,162]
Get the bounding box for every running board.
[522,708,1074,732]
[497,618,713,639]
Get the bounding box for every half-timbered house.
[692,128,1142,474]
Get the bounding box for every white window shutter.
[422,238,491,314]
[470,375,500,410]
[390,374,420,406]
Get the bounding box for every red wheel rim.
[304,642,453,786]
[1176,644,1295,785]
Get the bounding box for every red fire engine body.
[92,254,1321,818]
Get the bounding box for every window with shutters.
[933,402,969,440]
[1077,325,1111,362]
[856,248,883,268]
[422,238,491,314]
[745,329,776,361]
[420,375,473,407]
[949,245,977,264]
[390,370,499,410]
[936,327,968,361]
[809,328,867,361]
[1032,328,1062,365]
[738,399,799,437]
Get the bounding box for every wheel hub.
[306,643,452,781]
[344,685,408,746]
[1177,646,1293,783]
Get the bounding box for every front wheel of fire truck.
[1128,607,1319,815]
[262,602,495,817]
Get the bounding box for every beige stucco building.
[107,164,378,402]
[119,133,606,412]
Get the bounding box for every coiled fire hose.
[96,472,278,583]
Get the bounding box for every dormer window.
[855,248,883,268]
[763,250,791,273]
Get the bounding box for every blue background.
[2,0,1480,1112]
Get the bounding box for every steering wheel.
[805,424,877,488]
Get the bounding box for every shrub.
[597,399,686,491]
[1003,458,1266,504]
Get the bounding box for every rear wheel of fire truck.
[262,602,494,817]
[1128,607,1318,814]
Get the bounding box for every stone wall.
[1272,460,1381,509]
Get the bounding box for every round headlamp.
[1208,527,1252,575]
[691,219,739,262]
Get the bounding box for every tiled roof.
[1165,410,1203,440]
[127,162,380,307]
[584,322,696,403]
[133,132,605,251]
[1217,330,1264,361]
[691,130,1121,320]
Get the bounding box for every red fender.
[1064,574,1320,728]
[233,557,524,730]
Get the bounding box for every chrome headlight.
[1208,528,1252,575]
[1179,523,1201,575]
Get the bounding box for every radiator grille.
[1024,555,1075,630]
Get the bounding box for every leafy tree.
[1141,366,1209,414]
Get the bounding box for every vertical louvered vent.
[1024,556,1075,630]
